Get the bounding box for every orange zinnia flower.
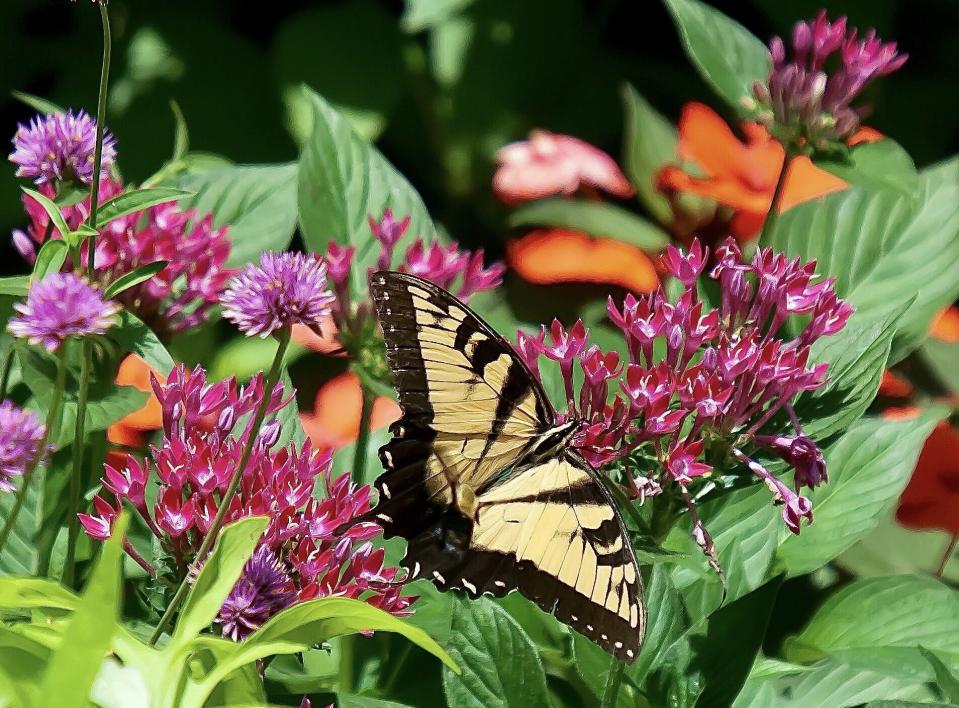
[300,371,401,450]
[107,355,166,467]
[896,420,959,538]
[657,102,879,240]
[506,228,659,293]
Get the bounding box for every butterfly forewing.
[368,271,645,663]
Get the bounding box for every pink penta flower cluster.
[14,175,232,337]
[753,11,907,147]
[322,209,504,348]
[79,364,415,639]
[517,239,852,546]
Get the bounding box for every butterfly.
[367,270,645,662]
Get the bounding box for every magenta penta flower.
[8,273,120,352]
[0,401,45,492]
[221,251,336,338]
[218,546,296,640]
[9,109,116,186]
[752,11,907,148]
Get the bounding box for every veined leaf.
[774,411,946,577]
[508,198,669,252]
[180,162,298,268]
[814,140,918,195]
[442,596,547,708]
[663,0,770,115]
[95,188,190,227]
[32,240,68,281]
[919,646,959,703]
[297,88,437,298]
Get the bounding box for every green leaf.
[627,565,689,687]
[919,646,959,703]
[775,410,946,576]
[32,240,68,280]
[508,198,669,251]
[109,311,176,376]
[621,83,677,225]
[0,472,41,576]
[0,577,77,612]
[104,261,169,299]
[169,99,189,161]
[0,276,29,296]
[38,513,130,708]
[442,596,547,708]
[922,336,959,394]
[814,140,918,195]
[172,516,268,645]
[22,188,71,241]
[179,163,298,267]
[297,88,436,296]
[663,0,770,115]
[401,0,476,32]
[95,188,190,227]
[793,300,912,441]
[788,575,959,663]
[770,160,959,360]
[274,369,306,448]
[339,696,414,708]
[11,91,64,115]
[694,577,781,708]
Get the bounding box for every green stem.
[936,533,958,578]
[600,657,625,708]
[86,0,112,276]
[148,329,291,646]
[758,149,796,245]
[352,384,375,484]
[381,641,412,694]
[0,344,16,401]
[0,351,68,556]
[63,339,93,588]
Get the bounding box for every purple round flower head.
[218,545,296,641]
[8,273,120,352]
[0,401,45,492]
[221,251,335,338]
[9,109,116,186]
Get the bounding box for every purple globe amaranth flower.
[751,10,907,150]
[221,251,336,338]
[8,273,120,352]
[218,545,296,640]
[0,401,45,492]
[9,109,116,187]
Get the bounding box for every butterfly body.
[369,271,645,662]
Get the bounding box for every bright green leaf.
[172,516,268,645]
[339,696,414,708]
[32,240,68,280]
[22,188,71,242]
[508,198,669,252]
[0,577,77,612]
[775,410,946,576]
[104,261,169,299]
[38,513,130,707]
[109,311,176,376]
[814,140,918,195]
[179,163,298,268]
[0,472,42,576]
[621,83,678,224]
[95,188,190,227]
[442,596,547,708]
[0,276,29,296]
[663,0,770,115]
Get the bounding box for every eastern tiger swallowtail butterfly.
[368,270,645,663]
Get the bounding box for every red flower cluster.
[15,179,232,336]
[517,240,851,547]
[80,364,415,637]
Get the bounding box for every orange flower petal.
[878,370,915,399]
[930,306,959,344]
[301,371,401,450]
[849,126,884,145]
[779,156,849,212]
[292,318,342,354]
[676,102,752,179]
[507,229,658,293]
[114,355,165,431]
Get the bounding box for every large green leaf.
[769,159,959,360]
[297,88,436,296]
[814,140,918,196]
[38,513,130,707]
[109,311,176,376]
[774,410,945,576]
[180,163,298,267]
[0,472,41,576]
[792,301,910,442]
[621,83,678,225]
[663,0,770,115]
[507,197,669,252]
[627,565,689,688]
[172,516,268,645]
[442,596,548,708]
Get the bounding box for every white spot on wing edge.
[376,513,393,523]
[381,483,391,498]
[626,649,634,658]
[411,562,421,579]
[462,579,477,593]
[494,580,506,588]
[433,570,446,583]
